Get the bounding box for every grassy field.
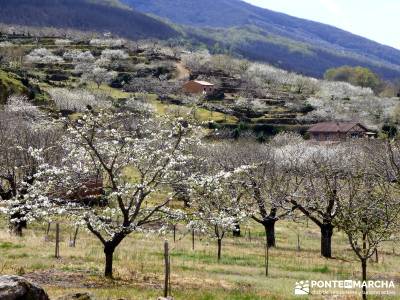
[0,217,399,300]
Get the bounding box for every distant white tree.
[0,41,13,48]
[100,49,129,61]
[82,67,117,88]
[63,50,95,63]
[90,39,125,47]
[54,39,72,46]
[318,81,373,99]
[5,95,43,119]
[25,48,64,64]
[48,88,110,112]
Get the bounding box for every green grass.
[87,83,132,99]
[151,99,238,124]
[0,241,24,249]
[0,217,399,300]
[0,70,28,103]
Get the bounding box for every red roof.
[308,122,367,133]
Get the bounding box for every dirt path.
[175,62,190,80]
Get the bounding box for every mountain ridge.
[123,0,400,79]
[0,0,399,80]
[0,0,179,40]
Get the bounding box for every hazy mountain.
[0,0,179,40]
[123,0,400,79]
[1,0,400,80]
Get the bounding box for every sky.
[244,0,400,50]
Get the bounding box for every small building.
[308,121,372,141]
[183,80,215,95]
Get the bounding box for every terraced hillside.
[2,34,395,138]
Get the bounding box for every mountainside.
[123,0,400,80]
[0,0,178,40]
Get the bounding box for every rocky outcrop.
[0,275,49,300]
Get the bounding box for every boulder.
[0,275,49,300]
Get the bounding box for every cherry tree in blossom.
[188,168,248,260]
[0,97,61,235]
[23,110,199,278]
[336,160,400,300]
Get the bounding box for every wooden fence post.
[264,233,269,277]
[297,233,301,252]
[44,222,51,242]
[55,223,60,259]
[164,240,170,297]
[70,226,79,247]
[192,229,195,251]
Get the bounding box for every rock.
[0,275,49,300]
[56,292,93,300]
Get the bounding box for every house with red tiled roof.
[183,80,215,95]
[308,121,374,141]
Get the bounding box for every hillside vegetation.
[2,0,400,81]
[124,0,400,80]
[1,34,398,134]
[1,32,400,300]
[0,70,28,104]
[0,0,178,40]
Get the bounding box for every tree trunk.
[104,245,116,278]
[12,223,24,237]
[320,224,333,258]
[10,215,27,237]
[232,223,241,237]
[263,220,276,248]
[217,239,222,261]
[361,258,367,300]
